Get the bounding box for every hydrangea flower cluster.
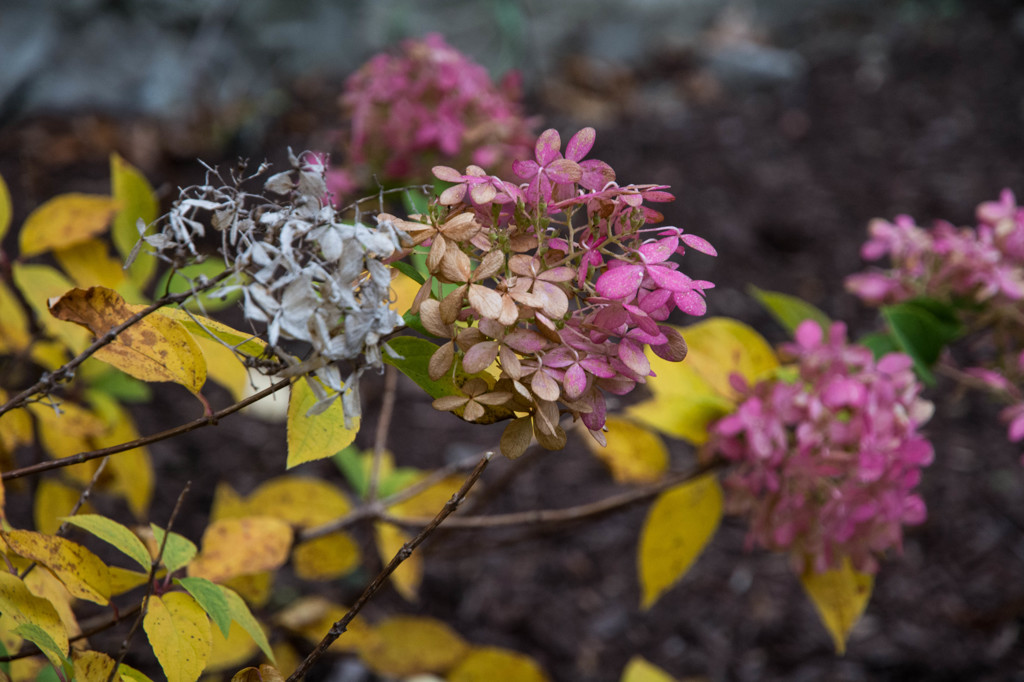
[140,150,406,423]
[329,33,535,198]
[846,190,1024,464]
[383,127,716,458]
[707,321,935,574]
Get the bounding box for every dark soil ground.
[4,3,1024,681]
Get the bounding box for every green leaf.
[111,153,159,288]
[0,172,11,241]
[117,663,157,682]
[856,331,900,360]
[401,310,429,337]
[154,260,244,313]
[0,638,9,676]
[86,367,154,403]
[175,576,232,638]
[748,285,831,337]
[13,623,72,669]
[333,445,368,496]
[402,187,431,215]
[382,336,466,400]
[150,524,198,573]
[391,260,425,285]
[219,585,276,663]
[61,514,152,572]
[881,297,962,384]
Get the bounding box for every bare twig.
[2,378,291,482]
[367,365,398,501]
[106,482,192,682]
[0,270,235,419]
[286,451,494,682]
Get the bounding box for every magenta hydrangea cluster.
[847,190,1024,464]
[707,321,935,574]
[329,33,535,197]
[382,127,716,458]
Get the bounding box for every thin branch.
[2,378,291,482]
[379,460,724,531]
[0,270,235,419]
[367,365,398,502]
[286,451,494,682]
[106,482,192,682]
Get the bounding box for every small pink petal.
[618,338,651,377]
[565,127,596,162]
[512,159,539,179]
[504,329,550,354]
[531,369,561,401]
[672,289,707,316]
[680,233,717,256]
[545,158,583,185]
[647,265,693,292]
[595,264,644,301]
[563,363,588,400]
[535,129,562,166]
[432,165,463,182]
[638,236,678,264]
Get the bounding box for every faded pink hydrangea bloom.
[707,321,935,574]
[327,33,535,200]
[385,126,716,457]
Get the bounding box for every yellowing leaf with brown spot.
[374,521,421,601]
[110,153,159,289]
[582,417,668,484]
[34,478,91,535]
[801,557,873,655]
[274,596,373,654]
[620,656,676,682]
[204,621,259,673]
[72,650,119,682]
[243,476,351,526]
[2,529,111,605]
[22,568,81,643]
[358,616,468,677]
[0,571,68,670]
[187,517,293,584]
[0,279,30,353]
[627,318,778,445]
[293,533,361,581]
[231,664,285,682]
[55,238,125,290]
[286,379,360,469]
[143,592,212,682]
[49,286,207,392]
[12,263,90,353]
[447,647,551,682]
[19,193,120,257]
[638,475,723,610]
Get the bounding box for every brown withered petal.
[533,398,561,435]
[651,326,688,362]
[530,371,561,402]
[440,284,468,324]
[507,254,536,277]
[462,340,500,374]
[462,400,485,422]
[500,416,534,459]
[461,378,489,397]
[534,281,569,319]
[473,250,505,282]
[586,427,607,448]
[474,391,512,406]
[439,212,482,242]
[468,284,504,320]
[497,295,519,326]
[534,423,567,451]
[508,234,539,253]
[439,247,473,283]
[426,234,448,274]
[428,341,456,381]
[419,299,453,338]
[455,326,486,351]
[432,394,469,411]
[534,313,562,343]
[438,184,467,206]
[410,277,433,315]
[499,344,522,380]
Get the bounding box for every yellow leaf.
[800,557,873,655]
[72,650,119,681]
[243,476,352,527]
[108,565,151,596]
[286,379,360,469]
[275,596,372,654]
[19,193,120,257]
[582,416,668,484]
[205,621,259,673]
[231,664,285,682]
[110,153,159,288]
[638,475,723,610]
[620,656,676,682]
[188,517,293,583]
[0,396,32,461]
[0,279,30,353]
[193,333,250,402]
[388,475,463,519]
[209,482,247,522]
[48,286,207,392]
[358,616,468,677]
[0,172,10,240]
[86,393,154,518]
[22,567,82,643]
[34,479,92,535]
[222,572,274,609]
[143,592,212,682]
[2,529,111,605]
[447,647,551,682]
[0,571,69,669]
[156,308,267,358]
[55,238,125,290]
[29,340,69,371]
[28,401,106,484]
[374,522,421,601]
[293,533,361,581]
[391,270,421,315]
[12,263,91,353]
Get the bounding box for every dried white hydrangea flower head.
[138,150,407,423]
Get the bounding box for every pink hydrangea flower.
[708,321,935,574]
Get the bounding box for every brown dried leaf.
[473,250,505,282]
[500,416,534,459]
[440,285,468,324]
[439,212,482,242]
[440,247,473,283]
[419,299,453,338]
[468,284,504,320]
